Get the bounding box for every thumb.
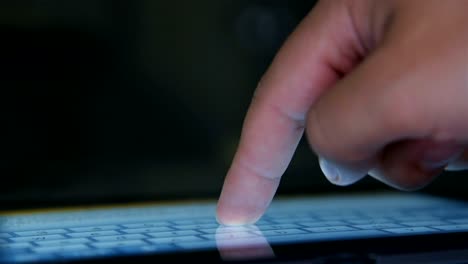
[306,42,433,186]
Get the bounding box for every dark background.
[1,0,466,210]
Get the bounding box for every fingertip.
[216,212,260,227]
[215,162,280,226]
[216,201,262,226]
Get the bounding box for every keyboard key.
[122,222,169,229]
[320,216,364,222]
[15,229,67,237]
[252,219,277,225]
[0,233,12,239]
[347,218,392,225]
[447,218,468,224]
[266,230,387,243]
[177,240,218,250]
[261,228,308,237]
[299,221,347,228]
[363,213,403,219]
[354,223,404,230]
[208,231,260,241]
[68,230,119,238]
[119,244,178,254]
[409,213,449,218]
[0,248,30,256]
[122,227,173,234]
[392,217,440,222]
[315,211,349,217]
[272,217,314,224]
[57,248,114,259]
[305,226,356,233]
[36,238,90,247]
[32,244,89,254]
[437,213,468,218]
[266,212,312,220]
[258,224,302,231]
[69,225,120,232]
[319,215,358,221]
[92,240,148,249]
[172,218,216,225]
[197,228,225,235]
[10,234,65,242]
[148,230,200,238]
[0,253,54,263]
[199,225,257,235]
[174,224,219,230]
[148,235,205,244]
[269,214,295,220]
[400,220,449,227]
[0,242,32,250]
[93,234,146,242]
[432,224,468,231]
[382,227,437,234]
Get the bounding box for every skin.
[216,0,468,225]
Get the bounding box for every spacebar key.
[92,240,147,249]
[266,230,388,243]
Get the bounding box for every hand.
[216,0,468,225]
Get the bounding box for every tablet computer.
[1,191,468,263]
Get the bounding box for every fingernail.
[319,156,368,186]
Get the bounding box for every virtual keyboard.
[1,193,468,263]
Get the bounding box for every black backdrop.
[1,0,465,210]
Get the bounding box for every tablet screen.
[1,193,468,263]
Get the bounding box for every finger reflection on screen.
[215,225,275,261]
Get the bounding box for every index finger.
[216,1,365,225]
